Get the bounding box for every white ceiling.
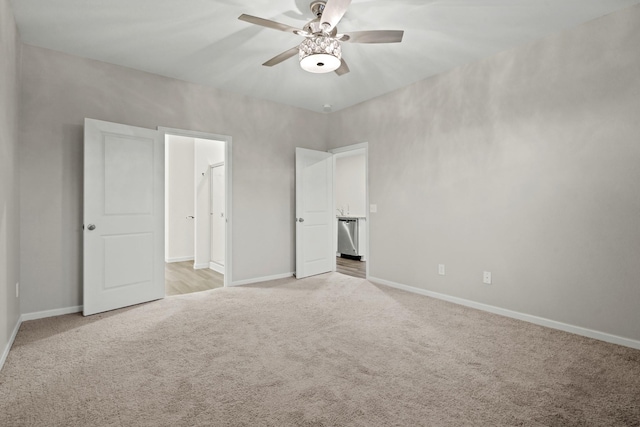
[11,0,640,113]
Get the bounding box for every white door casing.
[83,118,164,316]
[295,147,334,279]
[210,163,225,267]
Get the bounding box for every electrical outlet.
[483,271,492,284]
[438,264,445,276]
[16,282,19,298]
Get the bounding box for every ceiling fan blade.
[342,30,404,44]
[262,46,300,67]
[238,14,301,35]
[334,59,350,76]
[320,0,352,31]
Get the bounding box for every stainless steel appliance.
[338,218,358,257]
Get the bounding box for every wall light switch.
[483,271,492,284]
[370,204,377,213]
[438,264,445,276]
[16,282,19,298]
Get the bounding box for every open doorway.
[163,128,232,295]
[294,143,368,280]
[331,143,368,279]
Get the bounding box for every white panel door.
[295,147,334,279]
[210,163,225,266]
[83,118,164,316]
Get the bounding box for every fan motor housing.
[303,18,338,37]
[310,1,326,17]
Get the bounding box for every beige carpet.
[1,273,639,426]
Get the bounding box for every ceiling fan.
[238,0,404,76]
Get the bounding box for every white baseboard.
[369,276,640,350]
[0,315,22,372]
[1,305,83,372]
[231,272,294,287]
[21,305,83,322]
[209,261,225,275]
[193,263,210,270]
[165,256,194,263]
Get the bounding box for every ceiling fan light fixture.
[239,0,405,76]
[299,36,341,73]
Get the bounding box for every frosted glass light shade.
[299,36,342,73]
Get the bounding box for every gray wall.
[0,0,21,359]
[19,45,326,313]
[328,5,640,341]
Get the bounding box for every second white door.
[295,147,334,279]
[83,118,164,316]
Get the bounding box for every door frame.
[209,161,225,274]
[159,127,233,287]
[329,142,369,279]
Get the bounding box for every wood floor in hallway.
[165,261,224,296]
[167,258,363,294]
[336,256,366,279]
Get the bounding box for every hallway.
[165,261,223,296]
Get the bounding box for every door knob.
[298,218,305,223]
[87,224,96,231]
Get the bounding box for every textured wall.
[0,0,21,361]
[328,5,640,341]
[19,45,326,313]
